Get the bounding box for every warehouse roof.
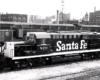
[0,21,74,27]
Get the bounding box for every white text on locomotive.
[56,40,87,51]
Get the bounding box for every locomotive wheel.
[86,54,93,59]
[80,54,85,60]
[32,58,41,67]
[31,58,47,66]
[86,54,92,59]
[45,57,52,65]
[28,61,33,68]
[39,58,46,65]
[16,63,21,69]
[81,54,91,60]
[0,64,4,71]
[90,55,94,59]
[10,61,21,70]
[29,62,33,68]
[93,52,100,59]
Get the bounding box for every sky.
[0,0,100,20]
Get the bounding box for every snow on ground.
[0,60,100,80]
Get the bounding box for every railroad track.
[1,59,100,80]
[42,67,100,80]
[0,58,99,73]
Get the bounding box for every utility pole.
[61,0,64,22]
[60,0,65,23]
[56,10,59,24]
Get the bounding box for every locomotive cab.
[26,32,51,54]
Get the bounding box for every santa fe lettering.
[56,40,87,51]
[80,40,87,49]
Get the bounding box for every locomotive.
[0,31,100,70]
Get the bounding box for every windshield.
[26,36,36,43]
[37,39,50,44]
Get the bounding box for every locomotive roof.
[27,32,51,39]
[81,25,100,27]
[5,41,25,44]
[49,32,99,35]
[27,32,100,39]
[49,33,80,35]
[0,21,74,27]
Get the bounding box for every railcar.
[0,31,100,70]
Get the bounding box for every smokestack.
[56,10,59,24]
[94,6,96,12]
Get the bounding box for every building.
[57,11,70,24]
[59,11,70,21]
[28,15,56,23]
[81,12,89,25]
[0,13,1,21]
[89,10,100,25]
[1,13,27,22]
[28,15,44,23]
[45,15,56,23]
[28,15,34,23]
[67,19,78,24]
[84,12,89,21]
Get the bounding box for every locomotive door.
[36,38,51,54]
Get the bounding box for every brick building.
[1,13,27,22]
[28,15,56,23]
[59,11,70,22]
[84,12,89,21]
[89,10,100,25]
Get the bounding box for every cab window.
[37,39,50,44]
[26,36,36,43]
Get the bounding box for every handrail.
[10,49,14,57]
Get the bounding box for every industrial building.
[89,10,100,25]
[1,13,27,22]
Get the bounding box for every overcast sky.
[0,0,100,19]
